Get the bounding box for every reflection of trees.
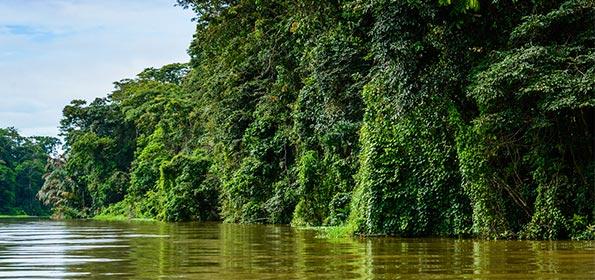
[58,223,593,279]
[528,241,560,274]
[220,224,299,278]
[292,229,370,279]
[471,240,572,279]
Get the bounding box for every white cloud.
[0,0,196,137]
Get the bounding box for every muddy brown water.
[0,218,593,279]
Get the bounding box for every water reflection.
[0,219,593,279]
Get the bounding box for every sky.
[0,0,196,137]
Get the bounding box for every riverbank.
[35,213,595,241]
[0,215,49,219]
[91,213,156,222]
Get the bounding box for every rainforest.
[1,0,593,240]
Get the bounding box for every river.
[0,218,594,279]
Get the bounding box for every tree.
[0,127,58,215]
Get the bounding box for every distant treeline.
[38,0,593,239]
[0,128,58,216]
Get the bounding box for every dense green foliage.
[0,128,58,215]
[39,0,593,239]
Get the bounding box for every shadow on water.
[0,219,593,279]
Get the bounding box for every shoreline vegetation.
[91,215,156,223]
[0,215,43,219]
[2,0,594,240]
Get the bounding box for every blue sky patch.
[0,0,196,137]
[2,24,60,42]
